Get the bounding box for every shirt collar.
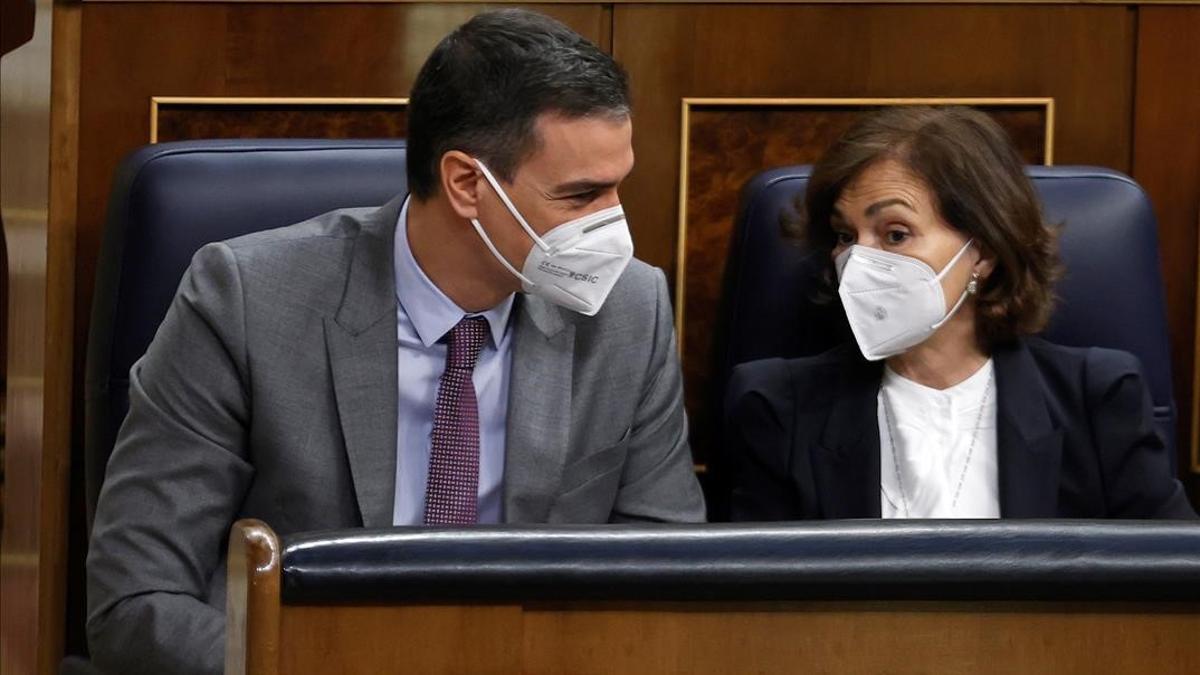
[394,197,514,348]
[882,358,994,401]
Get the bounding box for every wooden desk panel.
[264,601,1200,674]
[279,605,524,674]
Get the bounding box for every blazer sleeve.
[1085,348,1198,519]
[86,242,255,675]
[608,268,707,523]
[726,360,804,521]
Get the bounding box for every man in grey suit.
[86,9,705,674]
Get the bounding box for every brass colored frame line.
[148,96,410,143]
[675,97,693,354]
[673,96,1056,353]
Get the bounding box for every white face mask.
[469,160,634,316]
[835,239,976,361]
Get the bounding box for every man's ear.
[440,151,484,219]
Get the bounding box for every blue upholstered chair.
[716,165,1177,459]
[85,139,409,528]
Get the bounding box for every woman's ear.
[440,150,483,219]
[973,244,997,280]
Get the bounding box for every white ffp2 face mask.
[835,239,975,361]
[469,160,634,316]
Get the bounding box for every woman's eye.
[885,230,909,244]
[835,231,855,245]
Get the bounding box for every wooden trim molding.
[0,0,79,671]
[44,0,83,668]
[76,1,1200,6]
[148,96,410,143]
[226,519,282,675]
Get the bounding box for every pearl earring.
[966,272,979,296]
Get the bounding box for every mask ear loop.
[933,238,976,282]
[474,160,552,253]
[930,239,976,330]
[469,217,536,287]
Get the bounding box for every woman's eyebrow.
[865,198,915,217]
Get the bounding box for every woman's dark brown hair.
[789,105,1061,345]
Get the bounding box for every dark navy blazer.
[726,337,1198,520]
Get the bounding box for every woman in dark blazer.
[727,106,1196,521]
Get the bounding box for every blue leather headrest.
[719,165,1176,454]
[85,139,409,526]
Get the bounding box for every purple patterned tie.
[423,316,489,525]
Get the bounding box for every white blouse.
[877,359,1000,519]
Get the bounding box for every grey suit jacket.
[86,195,705,675]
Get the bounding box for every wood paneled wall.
[4,2,1200,671]
[615,3,1136,268]
[1134,6,1200,476]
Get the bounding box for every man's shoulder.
[620,257,660,283]
[189,198,398,316]
[596,258,662,314]
[610,257,660,295]
[550,258,670,371]
[220,203,385,257]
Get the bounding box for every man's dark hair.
[406,9,631,200]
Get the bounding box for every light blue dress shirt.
[392,198,515,525]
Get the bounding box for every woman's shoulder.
[727,343,865,406]
[1020,336,1147,384]
[1011,337,1152,418]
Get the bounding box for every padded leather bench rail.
[280,521,1200,604]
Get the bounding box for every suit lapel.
[502,295,573,523]
[325,195,404,528]
[812,356,883,518]
[994,340,1064,518]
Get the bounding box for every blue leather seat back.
[719,165,1176,455]
[85,139,409,524]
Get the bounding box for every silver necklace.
[881,369,994,517]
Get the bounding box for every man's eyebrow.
[864,198,915,217]
[548,179,618,197]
